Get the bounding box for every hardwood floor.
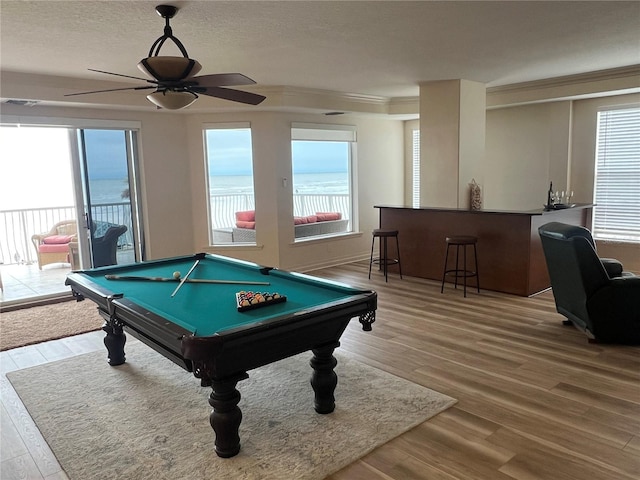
[324,262,640,480]
[1,261,638,479]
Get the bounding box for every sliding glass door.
[0,122,143,304]
[74,129,142,269]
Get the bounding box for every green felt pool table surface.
[73,253,368,337]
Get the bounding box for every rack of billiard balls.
[235,291,286,311]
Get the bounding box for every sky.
[0,127,130,210]
[83,130,129,180]
[0,126,349,211]
[0,126,74,210]
[206,129,349,176]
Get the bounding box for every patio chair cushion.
[38,243,70,253]
[42,234,75,244]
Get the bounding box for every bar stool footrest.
[372,258,400,266]
[444,269,477,278]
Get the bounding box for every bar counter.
[375,204,592,296]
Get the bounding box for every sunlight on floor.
[0,262,72,306]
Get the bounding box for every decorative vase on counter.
[469,179,482,210]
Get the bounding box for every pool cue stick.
[171,259,200,297]
[174,278,271,285]
[105,275,174,282]
[104,275,270,286]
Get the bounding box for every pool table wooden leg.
[102,319,126,366]
[310,342,339,414]
[209,372,249,458]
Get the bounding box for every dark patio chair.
[92,225,128,268]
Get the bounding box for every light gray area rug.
[8,342,456,480]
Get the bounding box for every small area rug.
[8,342,456,480]
[0,299,100,351]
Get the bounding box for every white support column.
[419,80,486,208]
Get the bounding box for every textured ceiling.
[1,0,639,99]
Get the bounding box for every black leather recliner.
[538,222,640,344]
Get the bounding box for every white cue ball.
[173,271,181,279]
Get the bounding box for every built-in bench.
[212,210,349,243]
[231,219,349,242]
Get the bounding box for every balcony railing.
[1,194,351,265]
[209,194,256,230]
[0,203,134,265]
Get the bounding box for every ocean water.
[210,172,349,196]
[81,172,348,207]
[88,178,132,204]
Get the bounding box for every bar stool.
[440,235,480,297]
[369,229,402,282]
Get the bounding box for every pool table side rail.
[75,252,207,276]
[181,296,375,380]
[214,291,377,337]
[113,297,197,369]
[65,272,124,315]
[109,289,376,373]
[267,267,369,293]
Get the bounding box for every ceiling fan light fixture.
[146,90,197,109]
[67,4,265,108]
[138,56,202,82]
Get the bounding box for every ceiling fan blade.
[193,86,266,105]
[191,73,257,87]
[88,69,158,83]
[65,86,155,97]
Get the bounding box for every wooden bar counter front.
[375,204,592,297]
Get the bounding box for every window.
[412,129,420,208]
[204,124,255,244]
[291,124,355,240]
[593,107,640,243]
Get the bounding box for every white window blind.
[412,129,420,208]
[593,107,640,243]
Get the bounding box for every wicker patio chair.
[31,220,78,269]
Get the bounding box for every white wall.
[136,114,194,259]
[485,102,562,210]
[483,93,640,211]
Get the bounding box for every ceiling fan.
[65,4,266,109]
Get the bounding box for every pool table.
[65,252,377,458]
